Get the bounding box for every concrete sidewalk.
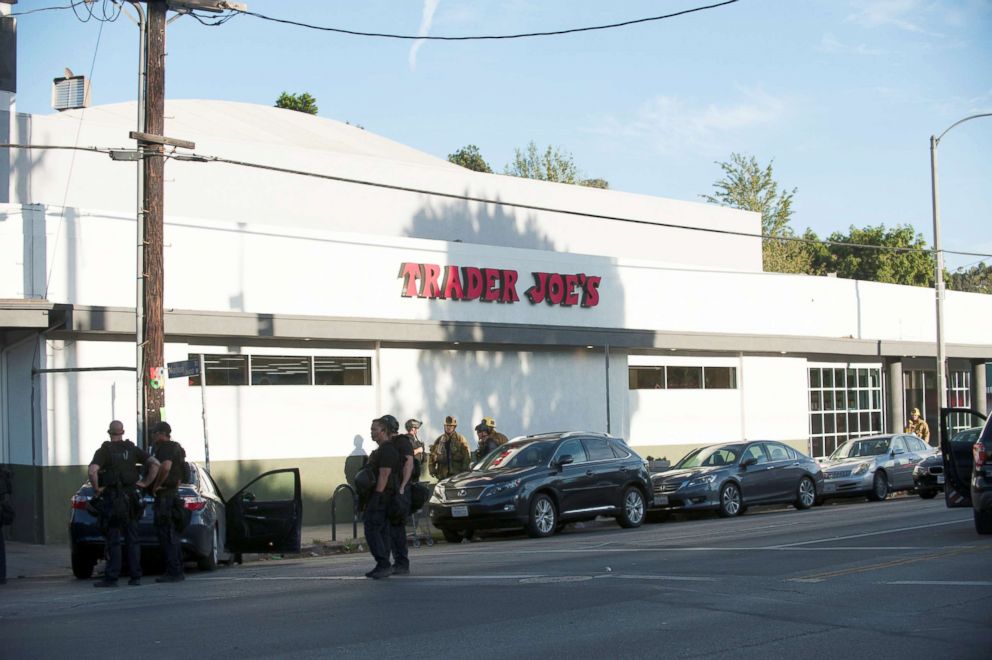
[1,519,438,582]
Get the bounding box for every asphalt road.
[2,496,990,659]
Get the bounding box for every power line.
[6,141,990,262]
[230,1,740,40]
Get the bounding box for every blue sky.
[15,0,992,270]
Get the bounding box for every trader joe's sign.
[399,262,601,308]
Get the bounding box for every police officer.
[429,416,471,480]
[904,407,931,444]
[475,417,509,462]
[88,420,160,587]
[363,416,401,579]
[405,418,426,482]
[149,422,187,583]
[384,415,414,575]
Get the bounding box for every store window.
[809,365,883,457]
[628,365,737,390]
[189,354,372,387]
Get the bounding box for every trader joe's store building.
[1,101,990,542]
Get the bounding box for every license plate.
[654,495,669,506]
[937,475,945,485]
[451,505,469,518]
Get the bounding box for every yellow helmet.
[481,416,496,429]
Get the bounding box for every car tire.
[718,482,742,518]
[918,489,938,500]
[975,509,992,535]
[71,550,96,579]
[441,529,463,544]
[197,526,219,572]
[526,493,557,538]
[795,477,816,510]
[617,487,645,528]
[867,471,889,501]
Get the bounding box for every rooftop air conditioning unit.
[51,69,90,111]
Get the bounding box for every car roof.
[514,431,624,444]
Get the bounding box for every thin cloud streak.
[409,0,441,71]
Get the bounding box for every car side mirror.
[556,455,574,470]
[892,448,905,456]
[740,456,757,469]
[242,491,256,504]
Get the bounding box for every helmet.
[376,415,400,434]
[475,422,489,433]
[405,418,423,431]
[151,421,172,436]
[444,415,458,427]
[481,416,496,429]
[910,407,921,416]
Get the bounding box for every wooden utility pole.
[142,0,167,439]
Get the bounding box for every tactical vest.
[100,441,140,487]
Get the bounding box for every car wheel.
[718,482,742,518]
[441,529,463,544]
[526,493,557,538]
[867,471,889,501]
[196,526,219,571]
[918,489,938,500]
[795,477,816,510]
[71,550,96,579]
[617,487,645,528]
[975,509,992,535]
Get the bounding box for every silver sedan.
[819,434,936,501]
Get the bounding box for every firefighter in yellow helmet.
[475,416,510,462]
[429,415,471,480]
[904,407,930,444]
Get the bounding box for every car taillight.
[71,495,90,510]
[183,496,207,512]
[975,443,987,469]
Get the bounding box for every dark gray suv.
[428,432,651,541]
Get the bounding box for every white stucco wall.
[5,203,992,347]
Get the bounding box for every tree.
[504,141,608,189]
[702,153,806,272]
[813,224,933,287]
[275,92,318,115]
[448,145,492,173]
[946,262,992,294]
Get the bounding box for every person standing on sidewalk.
[405,418,425,482]
[364,417,401,579]
[88,420,160,587]
[150,422,187,583]
[429,416,471,480]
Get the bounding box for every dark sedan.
[649,440,823,518]
[428,432,651,541]
[914,427,980,499]
[69,462,302,578]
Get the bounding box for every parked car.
[819,434,936,501]
[69,462,302,579]
[649,440,823,518]
[914,426,981,499]
[939,408,992,534]
[428,432,651,541]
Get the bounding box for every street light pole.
[929,112,992,446]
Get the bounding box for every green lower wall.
[9,456,365,545]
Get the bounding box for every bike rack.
[330,483,359,541]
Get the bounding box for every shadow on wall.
[402,190,636,451]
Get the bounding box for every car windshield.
[675,444,743,469]
[830,437,890,459]
[476,441,555,472]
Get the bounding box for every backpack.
[157,440,187,487]
[100,441,140,487]
[409,482,430,513]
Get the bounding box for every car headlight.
[685,474,718,488]
[913,465,924,476]
[852,462,870,476]
[433,483,446,502]
[484,479,522,497]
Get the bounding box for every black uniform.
[152,439,186,580]
[363,440,400,572]
[0,465,12,585]
[389,434,415,571]
[90,441,151,585]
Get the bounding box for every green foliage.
[702,153,796,238]
[814,224,934,287]
[579,178,610,190]
[275,92,318,115]
[447,144,492,173]
[506,141,580,183]
[946,262,992,294]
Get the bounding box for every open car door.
[226,468,302,554]
[939,408,985,508]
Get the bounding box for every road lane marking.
[883,580,992,586]
[769,518,970,547]
[786,547,974,583]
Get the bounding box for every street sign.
[167,359,200,378]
